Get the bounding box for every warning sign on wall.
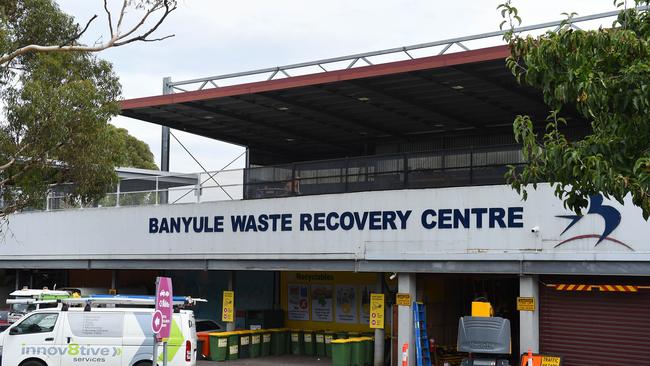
[517,297,536,311]
[222,290,234,322]
[396,293,411,306]
[369,293,384,329]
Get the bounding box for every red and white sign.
[153,276,173,340]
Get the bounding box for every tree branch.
[0,0,178,66]
[59,14,98,48]
[103,0,114,38]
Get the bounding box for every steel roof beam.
[344,80,484,131]
[310,84,445,131]
[182,102,355,153]
[252,92,409,141]
[225,95,368,145]
[449,65,549,112]
[408,71,518,118]
[123,109,294,158]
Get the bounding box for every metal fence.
[45,145,524,210]
[244,145,524,199]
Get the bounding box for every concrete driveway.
[198,355,331,365]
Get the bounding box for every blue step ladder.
[413,302,432,366]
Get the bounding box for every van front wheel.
[21,360,47,366]
[134,361,153,366]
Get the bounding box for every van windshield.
[10,303,35,314]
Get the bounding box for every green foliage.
[501,1,650,218]
[0,0,157,213]
[108,125,158,170]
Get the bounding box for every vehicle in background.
[194,319,222,360]
[195,319,221,333]
[0,311,9,332]
[6,288,73,324]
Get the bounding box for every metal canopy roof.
[120,45,581,164]
[120,9,633,164]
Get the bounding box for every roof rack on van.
[59,295,207,307]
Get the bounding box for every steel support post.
[519,275,540,354]
[374,273,385,366]
[397,273,416,366]
[226,271,236,331]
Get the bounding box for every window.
[12,313,58,335]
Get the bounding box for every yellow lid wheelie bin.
[249,330,261,358]
[350,338,364,366]
[315,330,326,357]
[208,332,230,362]
[303,329,315,356]
[261,329,272,356]
[227,332,240,360]
[331,339,351,366]
[290,329,303,355]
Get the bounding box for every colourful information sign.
[153,276,173,340]
[222,290,235,322]
[369,293,384,329]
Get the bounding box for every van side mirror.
[9,327,18,335]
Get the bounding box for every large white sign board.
[3,184,649,261]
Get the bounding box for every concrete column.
[374,273,385,366]
[226,271,236,331]
[519,275,540,355]
[397,273,416,366]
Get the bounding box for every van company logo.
[555,194,632,251]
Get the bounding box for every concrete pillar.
[397,273,416,366]
[374,273,385,366]
[519,275,540,355]
[226,271,236,331]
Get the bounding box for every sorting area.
[198,328,375,366]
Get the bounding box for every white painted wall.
[3,184,649,261]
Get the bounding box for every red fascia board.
[120,45,510,110]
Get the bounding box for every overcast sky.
[55,0,618,173]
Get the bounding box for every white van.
[0,307,197,366]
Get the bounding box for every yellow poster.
[369,293,384,329]
[222,290,234,322]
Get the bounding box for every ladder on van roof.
[12,295,207,308]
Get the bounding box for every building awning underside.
[121,46,584,164]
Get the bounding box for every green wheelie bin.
[290,329,303,355]
[270,328,285,355]
[227,332,240,360]
[261,330,272,356]
[303,330,315,356]
[250,330,261,358]
[361,336,373,365]
[277,328,289,355]
[324,331,335,357]
[331,339,351,366]
[350,338,364,366]
[315,331,326,357]
[238,330,251,359]
[208,332,229,362]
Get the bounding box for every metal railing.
[164,8,639,93]
[45,145,524,211]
